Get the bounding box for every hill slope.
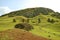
[0,29,49,40]
[0,7,60,40]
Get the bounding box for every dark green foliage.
[13,19,16,22]
[48,35,51,38]
[0,14,8,17]
[14,23,34,31]
[47,18,51,22]
[22,19,25,23]
[53,33,56,35]
[1,7,54,18]
[32,21,35,23]
[8,15,14,17]
[47,18,55,23]
[38,18,41,23]
[27,19,29,23]
[8,13,15,17]
[15,24,24,29]
[51,12,60,19]
[56,20,59,22]
[37,7,54,15]
[50,19,55,23]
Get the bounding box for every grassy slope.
[0,14,60,40]
[30,14,60,40]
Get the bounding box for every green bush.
[15,23,34,31]
[13,19,16,22]
[47,18,51,22]
[38,18,41,23]
[47,18,55,23]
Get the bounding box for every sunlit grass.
[0,15,60,40]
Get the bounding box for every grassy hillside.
[0,7,60,40]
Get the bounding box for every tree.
[50,19,55,23]
[38,18,41,23]
[13,19,16,22]
[47,18,50,22]
[47,18,55,23]
[27,19,29,23]
[22,19,25,23]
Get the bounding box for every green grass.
[0,15,60,40]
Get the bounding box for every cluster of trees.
[13,18,30,23]
[13,18,56,24]
[51,12,60,19]
[13,18,41,24]
[21,18,30,23]
[47,18,55,23]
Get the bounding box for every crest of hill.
[1,7,60,18]
[1,7,54,17]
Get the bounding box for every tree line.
[13,18,56,24]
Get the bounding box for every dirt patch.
[0,29,49,40]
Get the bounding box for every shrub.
[13,19,16,22]
[50,19,55,23]
[38,18,41,23]
[15,24,25,29]
[47,18,50,22]
[22,19,25,23]
[14,23,34,31]
[48,35,51,37]
[27,19,29,23]
[47,18,55,23]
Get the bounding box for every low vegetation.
[15,23,34,31]
[0,7,60,40]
